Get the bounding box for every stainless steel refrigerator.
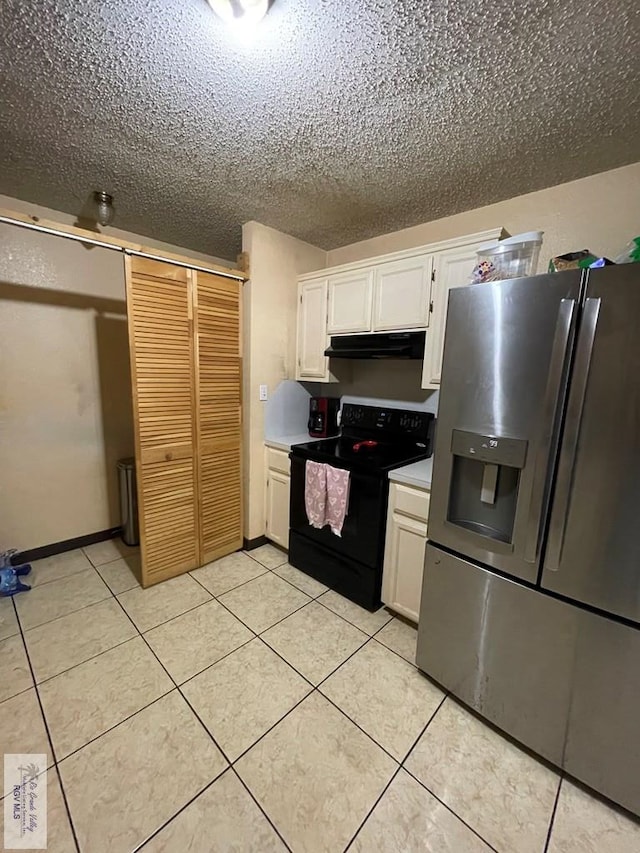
[417,264,640,817]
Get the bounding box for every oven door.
[289,454,387,568]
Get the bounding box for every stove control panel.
[341,404,434,442]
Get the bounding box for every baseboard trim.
[12,527,122,565]
[243,535,269,551]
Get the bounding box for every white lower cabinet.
[382,482,430,623]
[265,447,291,549]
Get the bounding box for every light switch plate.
[259,384,268,401]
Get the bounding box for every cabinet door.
[382,511,428,623]
[194,271,243,565]
[422,245,478,388]
[266,470,290,549]
[327,270,374,334]
[373,255,433,331]
[296,280,331,380]
[125,256,199,586]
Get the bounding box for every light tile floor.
[1,541,640,852]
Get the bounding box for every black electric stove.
[288,404,435,610]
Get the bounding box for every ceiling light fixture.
[207,0,270,27]
[93,190,115,227]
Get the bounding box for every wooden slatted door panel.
[126,256,200,585]
[195,271,242,564]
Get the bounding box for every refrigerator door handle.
[524,299,578,562]
[546,297,601,571]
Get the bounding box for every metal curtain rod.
[122,249,245,281]
[0,213,119,250]
[0,213,245,282]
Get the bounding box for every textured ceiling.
[0,0,638,259]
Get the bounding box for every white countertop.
[388,458,433,490]
[265,437,434,487]
[264,433,313,452]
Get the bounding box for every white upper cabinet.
[327,270,374,334]
[373,255,433,331]
[296,279,332,381]
[296,227,503,386]
[422,242,488,389]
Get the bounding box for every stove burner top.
[291,404,434,475]
[291,435,429,474]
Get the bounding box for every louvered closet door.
[126,256,199,585]
[194,271,243,563]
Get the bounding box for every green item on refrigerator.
[614,237,640,264]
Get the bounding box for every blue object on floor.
[0,550,32,596]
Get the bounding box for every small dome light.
[207,0,270,27]
[93,191,115,227]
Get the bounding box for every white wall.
[326,162,640,269]
[242,222,326,540]
[0,195,234,551]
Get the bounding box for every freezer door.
[417,543,577,766]
[429,271,582,582]
[542,264,640,622]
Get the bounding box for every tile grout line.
[105,578,294,853]
[242,548,288,572]
[189,563,271,598]
[199,572,427,773]
[543,775,564,853]
[50,688,177,765]
[130,765,295,853]
[188,572,426,835]
[82,547,140,571]
[130,771,224,853]
[17,584,113,633]
[107,588,240,841]
[24,564,96,591]
[344,766,404,852]
[370,632,420,668]
[175,633,257,689]
[24,548,565,853]
[197,548,400,648]
[22,567,234,852]
[242,553,419,666]
[399,700,503,853]
[229,766,295,853]
[30,633,138,689]
[343,693,450,852]
[0,683,35,706]
[9,595,82,853]
[23,546,423,851]
[313,614,396,689]
[401,767,502,853]
[114,596,290,850]
[228,682,313,766]
[189,570,313,643]
[18,589,117,635]
[395,690,502,852]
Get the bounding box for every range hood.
[324,331,426,360]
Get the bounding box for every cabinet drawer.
[392,483,430,523]
[266,447,291,475]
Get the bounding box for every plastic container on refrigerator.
[474,231,544,282]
